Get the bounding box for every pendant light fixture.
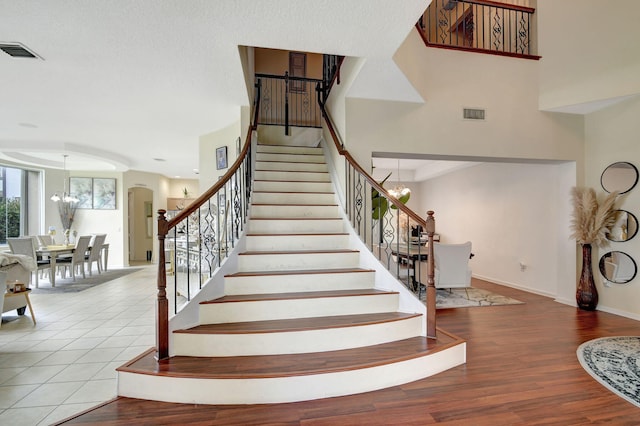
[388,159,410,200]
[50,154,79,203]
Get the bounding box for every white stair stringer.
[117,142,466,405]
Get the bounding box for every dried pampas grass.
[570,187,619,246]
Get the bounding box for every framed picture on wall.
[93,178,116,209]
[69,177,93,209]
[216,146,228,170]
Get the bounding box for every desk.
[36,245,74,287]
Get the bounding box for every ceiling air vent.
[0,43,40,59]
[463,108,485,120]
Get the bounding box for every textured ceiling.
[0,0,429,177]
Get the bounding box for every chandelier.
[50,154,79,203]
[388,159,411,200]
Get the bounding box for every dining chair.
[36,235,54,248]
[86,234,107,275]
[57,235,92,282]
[7,237,51,288]
[418,241,473,289]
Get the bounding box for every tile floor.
[0,263,157,425]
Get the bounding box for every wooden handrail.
[166,122,255,231]
[319,98,437,339]
[320,106,427,229]
[155,82,260,361]
[462,0,534,14]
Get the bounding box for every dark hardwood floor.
[58,279,640,425]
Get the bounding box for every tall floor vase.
[576,243,598,311]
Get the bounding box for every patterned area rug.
[577,336,640,408]
[420,287,524,309]
[30,268,142,293]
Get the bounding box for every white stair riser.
[225,270,374,295]
[249,219,344,234]
[254,180,332,193]
[199,294,399,324]
[245,233,349,251]
[238,251,359,272]
[252,192,335,205]
[256,161,327,172]
[118,343,466,404]
[251,204,339,219]
[255,170,330,182]
[173,316,423,356]
[255,153,324,164]
[257,145,323,155]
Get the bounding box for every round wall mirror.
[599,251,637,284]
[601,162,639,194]
[606,210,639,242]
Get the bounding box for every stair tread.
[250,217,341,220]
[255,179,331,183]
[118,335,459,379]
[246,232,347,236]
[225,267,374,277]
[201,289,397,304]
[175,312,421,335]
[251,203,338,206]
[256,160,325,164]
[252,191,334,194]
[255,168,329,171]
[239,249,358,255]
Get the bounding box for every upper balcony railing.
[418,0,539,60]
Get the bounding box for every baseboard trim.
[472,274,555,299]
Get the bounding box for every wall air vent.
[0,43,40,59]
[463,108,485,120]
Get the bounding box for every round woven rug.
[577,336,640,407]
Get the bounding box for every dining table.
[36,244,75,287]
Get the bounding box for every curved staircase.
[116,143,465,405]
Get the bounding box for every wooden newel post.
[156,209,169,361]
[425,210,437,339]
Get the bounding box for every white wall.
[343,29,584,169]
[199,118,241,191]
[68,170,125,268]
[414,161,574,298]
[584,95,640,319]
[538,0,640,111]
